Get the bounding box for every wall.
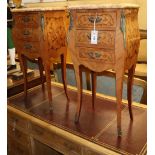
[136,0,147,61]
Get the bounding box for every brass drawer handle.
[88,51,101,59]
[88,16,102,23]
[22,17,30,23]
[23,30,30,36]
[24,44,32,50]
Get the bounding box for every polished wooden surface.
[12,9,69,108]
[68,6,140,135]
[8,83,146,155]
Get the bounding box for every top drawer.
[75,11,117,29]
[13,13,41,28]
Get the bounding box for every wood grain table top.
[8,83,147,155]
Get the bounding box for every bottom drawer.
[78,47,115,63]
[16,41,40,59]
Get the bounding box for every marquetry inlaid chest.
[67,2,140,135]
[12,4,69,107]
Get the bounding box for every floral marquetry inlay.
[126,9,140,40]
[46,16,66,51]
[125,9,140,64]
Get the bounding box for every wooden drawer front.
[13,28,41,41]
[8,124,30,147]
[16,41,40,58]
[78,47,115,63]
[8,136,31,155]
[76,11,116,29]
[8,111,28,129]
[13,13,40,28]
[76,30,115,49]
[30,123,81,155]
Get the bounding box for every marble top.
[12,1,139,12]
[12,2,67,12]
[67,1,139,9]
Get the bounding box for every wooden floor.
[8,82,147,155]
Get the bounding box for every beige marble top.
[12,2,67,12]
[67,1,139,9]
[12,1,139,12]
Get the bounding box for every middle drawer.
[12,28,42,41]
[75,30,115,49]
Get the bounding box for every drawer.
[8,124,30,147]
[16,41,40,58]
[76,30,115,49]
[12,27,42,41]
[8,136,31,155]
[30,123,81,155]
[76,11,116,29]
[13,12,41,28]
[8,111,28,129]
[78,47,115,63]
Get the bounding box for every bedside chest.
[67,2,140,135]
[12,6,69,107]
